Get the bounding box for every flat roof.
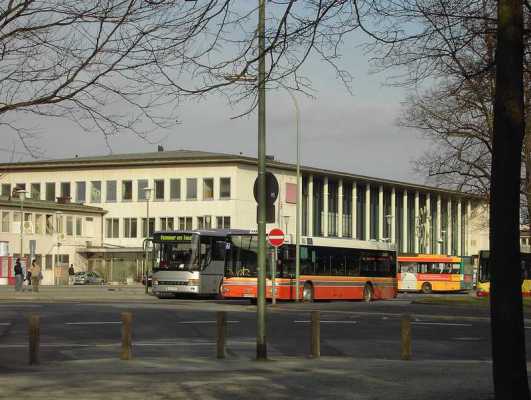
[0,196,106,214]
[0,149,483,199]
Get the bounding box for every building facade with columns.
[0,149,489,282]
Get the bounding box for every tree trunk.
[490,0,529,398]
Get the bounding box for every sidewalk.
[0,285,151,302]
[0,356,497,400]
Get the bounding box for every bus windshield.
[153,235,200,271]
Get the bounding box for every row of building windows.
[104,216,231,239]
[13,254,69,271]
[0,210,95,238]
[1,177,231,204]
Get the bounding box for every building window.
[15,183,26,192]
[154,179,164,201]
[197,216,212,229]
[30,183,41,200]
[106,181,117,202]
[46,183,55,201]
[90,181,101,203]
[179,217,192,230]
[124,218,137,238]
[216,216,231,229]
[122,181,132,201]
[186,178,197,200]
[142,218,155,237]
[203,178,214,200]
[105,218,119,238]
[45,254,53,271]
[56,215,64,234]
[61,182,71,199]
[85,217,94,237]
[138,179,149,200]
[35,214,43,235]
[220,178,231,199]
[1,212,9,232]
[76,182,86,203]
[76,217,83,236]
[66,216,73,236]
[1,184,11,197]
[46,215,54,235]
[170,179,181,200]
[160,217,174,231]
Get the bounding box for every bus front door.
[401,266,418,291]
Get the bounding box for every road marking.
[65,322,121,325]
[0,323,11,326]
[526,327,531,329]
[0,341,216,349]
[294,320,357,324]
[412,322,472,327]
[177,320,240,324]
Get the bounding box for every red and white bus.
[397,254,464,293]
[222,235,397,302]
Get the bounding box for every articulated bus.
[397,254,466,293]
[150,229,249,298]
[476,250,531,297]
[222,235,398,302]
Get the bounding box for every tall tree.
[490,0,528,397]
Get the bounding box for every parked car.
[74,271,104,285]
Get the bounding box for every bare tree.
[0,1,360,155]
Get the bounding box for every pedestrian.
[29,259,42,292]
[25,268,32,289]
[14,258,23,292]
[68,264,75,286]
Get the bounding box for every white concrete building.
[0,196,105,284]
[0,149,489,282]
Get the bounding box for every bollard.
[310,310,320,358]
[121,312,133,360]
[217,311,226,359]
[401,314,411,361]
[28,314,40,365]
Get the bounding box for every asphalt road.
[1,297,529,367]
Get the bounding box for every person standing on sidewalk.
[14,258,23,292]
[68,264,75,286]
[29,259,41,292]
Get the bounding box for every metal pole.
[284,89,301,301]
[256,0,267,360]
[271,248,276,305]
[145,195,150,294]
[20,198,23,260]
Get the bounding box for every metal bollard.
[28,314,40,365]
[401,314,411,361]
[217,311,226,359]
[121,312,133,360]
[311,310,320,358]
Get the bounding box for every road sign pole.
[272,248,276,305]
[256,0,267,361]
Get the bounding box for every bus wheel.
[303,282,314,302]
[421,282,432,294]
[363,284,373,302]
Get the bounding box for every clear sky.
[0,28,432,185]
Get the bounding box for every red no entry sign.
[268,228,285,247]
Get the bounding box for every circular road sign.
[268,228,285,247]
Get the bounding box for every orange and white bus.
[221,235,397,302]
[397,254,464,293]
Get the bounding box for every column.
[323,177,329,237]
[466,201,472,256]
[365,183,370,240]
[391,187,396,245]
[352,182,357,239]
[402,190,408,253]
[308,175,314,237]
[378,185,384,240]
[426,193,431,254]
[338,179,343,237]
[457,199,462,255]
[298,173,303,237]
[414,191,420,253]
[436,195,442,254]
[447,199,452,255]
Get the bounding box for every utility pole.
[256,0,267,360]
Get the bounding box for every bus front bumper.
[152,284,200,295]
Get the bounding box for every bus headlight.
[153,280,158,286]
[188,279,200,286]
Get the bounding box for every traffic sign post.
[268,228,285,306]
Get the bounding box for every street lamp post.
[143,187,153,295]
